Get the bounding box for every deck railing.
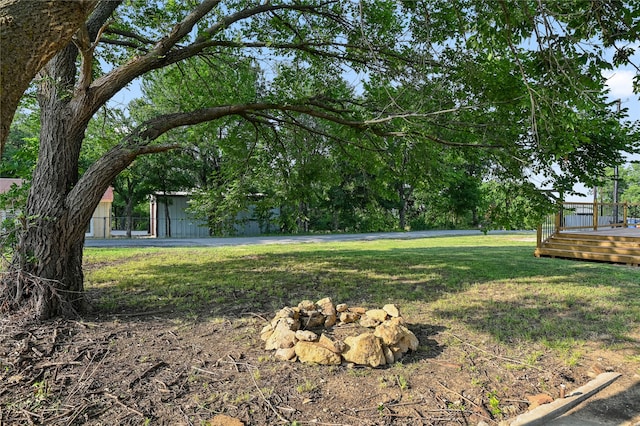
[537,201,640,248]
[536,213,557,249]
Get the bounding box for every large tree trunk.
[5,153,90,318]
[1,44,96,319]
[11,228,87,319]
[0,0,97,152]
[0,1,135,320]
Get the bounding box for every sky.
[604,68,639,122]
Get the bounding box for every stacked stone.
[260,298,419,367]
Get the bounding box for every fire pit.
[260,298,419,367]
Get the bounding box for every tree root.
[0,267,79,320]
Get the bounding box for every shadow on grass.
[84,243,640,348]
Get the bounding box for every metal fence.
[87,215,280,238]
[111,216,151,233]
[560,202,640,231]
[87,216,151,238]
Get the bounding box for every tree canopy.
[2,0,640,319]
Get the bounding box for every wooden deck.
[535,227,640,266]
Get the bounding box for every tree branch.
[87,0,221,112]
[194,3,332,44]
[122,102,375,146]
[103,27,154,48]
[153,0,222,53]
[86,1,398,118]
[73,24,94,93]
[98,37,144,50]
[74,17,112,94]
[67,143,179,224]
[86,0,122,38]
[249,110,365,152]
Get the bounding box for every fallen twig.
[70,320,92,329]
[64,348,110,403]
[108,309,174,318]
[411,407,425,421]
[20,408,38,426]
[243,312,269,322]
[228,354,240,372]
[191,366,220,377]
[445,331,544,371]
[193,361,290,424]
[38,403,81,424]
[353,398,425,413]
[504,398,529,403]
[105,393,145,417]
[129,361,167,389]
[247,365,289,424]
[436,381,480,409]
[436,381,496,424]
[62,402,89,426]
[36,360,83,369]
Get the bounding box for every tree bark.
[125,197,134,238]
[1,41,100,319]
[163,196,172,238]
[0,0,97,153]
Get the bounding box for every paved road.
[84,229,520,248]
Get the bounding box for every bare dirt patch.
[1,309,638,425]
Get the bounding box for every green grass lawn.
[84,233,640,365]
